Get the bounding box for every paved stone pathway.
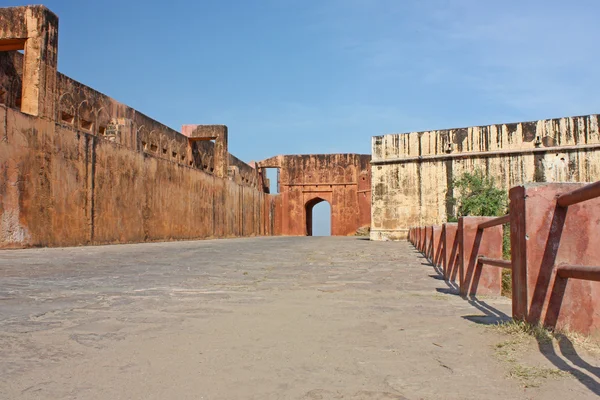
[0,237,598,399]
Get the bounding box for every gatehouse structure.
[257,154,371,236]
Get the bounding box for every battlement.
[0,5,274,248]
[0,5,261,189]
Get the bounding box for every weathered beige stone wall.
[371,114,600,240]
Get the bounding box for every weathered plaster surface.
[371,115,600,240]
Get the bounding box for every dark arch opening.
[305,197,331,236]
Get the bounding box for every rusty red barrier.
[408,180,600,336]
[478,257,511,269]
[458,216,503,297]
[442,223,459,282]
[557,180,600,207]
[425,226,432,259]
[510,182,600,335]
[477,214,510,230]
[431,226,442,267]
[556,264,600,282]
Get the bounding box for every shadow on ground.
[414,243,600,395]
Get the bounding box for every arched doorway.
[305,197,331,236]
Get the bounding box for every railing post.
[509,183,600,334]
[432,226,442,267]
[458,216,503,297]
[442,223,459,282]
[424,226,433,257]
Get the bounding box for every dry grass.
[490,321,570,387]
[508,364,568,386]
[492,320,600,355]
[492,320,552,343]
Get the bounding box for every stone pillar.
[458,216,503,297]
[0,6,58,118]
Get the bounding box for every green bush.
[448,169,512,297]
[449,169,508,219]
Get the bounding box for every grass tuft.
[489,321,571,387]
[492,320,553,343]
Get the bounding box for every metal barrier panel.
[458,216,503,297]
[442,223,459,282]
[509,183,600,335]
[432,226,442,267]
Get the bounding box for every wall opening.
[305,198,331,236]
[61,112,74,124]
[0,39,26,113]
[80,118,92,131]
[265,167,280,194]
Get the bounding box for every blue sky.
[8,0,599,235]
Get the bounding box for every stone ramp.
[0,237,598,399]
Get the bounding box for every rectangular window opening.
[162,148,167,155]
[61,112,74,124]
[150,143,158,152]
[99,125,107,135]
[80,119,92,131]
[264,167,280,194]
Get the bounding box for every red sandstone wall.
[0,105,275,248]
[1,50,264,190]
[259,154,371,236]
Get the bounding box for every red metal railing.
[555,181,600,282]
[477,214,510,230]
[477,214,511,270]
[477,256,511,269]
[408,179,600,335]
[557,180,600,207]
[556,264,600,282]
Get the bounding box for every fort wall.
[0,5,276,248]
[371,114,600,240]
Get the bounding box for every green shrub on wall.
[448,169,508,219]
[447,169,512,296]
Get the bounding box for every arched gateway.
[305,197,331,236]
[257,154,371,236]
